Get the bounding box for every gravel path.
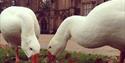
[0,34,120,56]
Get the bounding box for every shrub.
[0,48,117,63]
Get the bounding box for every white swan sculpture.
[47,0,125,63]
[0,6,40,63]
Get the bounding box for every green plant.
[0,48,6,63]
[0,48,117,63]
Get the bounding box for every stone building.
[0,0,41,12]
[0,0,108,34]
[39,0,108,34]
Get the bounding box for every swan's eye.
[49,46,52,48]
[29,48,33,50]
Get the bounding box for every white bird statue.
[0,6,40,63]
[47,0,125,63]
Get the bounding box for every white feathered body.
[0,6,40,47]
[52,0,125,51]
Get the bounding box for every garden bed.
[0,48,118,63]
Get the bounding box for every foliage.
[0,48,118,63]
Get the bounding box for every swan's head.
[47,38,66,63]
[21,36,40,63]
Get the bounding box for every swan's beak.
[47,51,56,63]
[31,53,39,63]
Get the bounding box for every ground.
[0,34,120,56]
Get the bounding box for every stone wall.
[0,0,107,34]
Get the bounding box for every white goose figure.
[47,0,125,63]
[0,6,40,63]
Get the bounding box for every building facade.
[39,0,107,34]
[0,0,108,34]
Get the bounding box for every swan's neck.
[21,15,36,35]
[20,15,36,41]
[53,30,71,46]
[20,17,38,51]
